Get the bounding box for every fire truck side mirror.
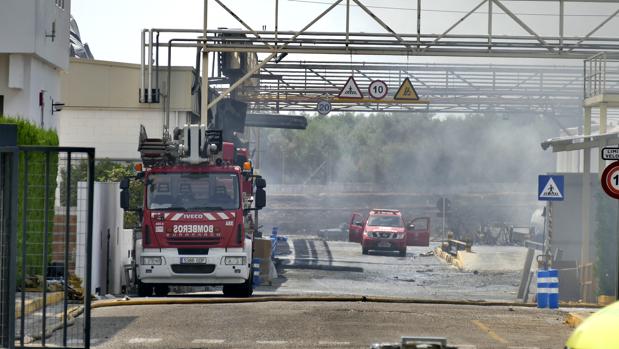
[120,189,130,210]
[255,187,266,209]
[255,177,266,189]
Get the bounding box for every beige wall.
[61,58,194,111]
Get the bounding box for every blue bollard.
[547,269,559,309]
[252,258,261,287]
[537,270,549,308]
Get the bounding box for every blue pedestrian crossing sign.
[538,175,564,201]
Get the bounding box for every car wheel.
[362,246,369,255]
[223,269,254,298]
[398,249,406,257]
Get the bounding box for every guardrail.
[443,239,472,256]
[524,240,544,251]
[584,52,619,98]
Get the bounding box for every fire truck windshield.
[366,215,403,227]
[147,173,240,211]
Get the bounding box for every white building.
[0,0,71,129]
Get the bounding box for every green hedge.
[594,190,618,296]
[0,116,58,282]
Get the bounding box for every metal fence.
[0,147,94,349]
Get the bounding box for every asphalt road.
[261,237,521,301]
[82,237,573,349]
[89,301,571,349]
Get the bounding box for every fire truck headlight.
[397,233,406,239]
[141,256,163,265]
[223,256,246,265]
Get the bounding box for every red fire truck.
[120,124,266,297]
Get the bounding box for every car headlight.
[223,256,246,265]
[141,256,163,265]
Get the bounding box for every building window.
[55,0,65,10]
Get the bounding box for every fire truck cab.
[121,125,266,297]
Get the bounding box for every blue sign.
[538,175,564,201]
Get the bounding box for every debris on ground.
[419,250,435,257]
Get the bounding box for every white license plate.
[180,257,208,264]
[378,241,391,248]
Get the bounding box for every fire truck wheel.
[362,246,369,255]
[137,281,153,297]
[154,284,169,297]
[223,271,254,298]
[398,248,406,257]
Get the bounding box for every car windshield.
[146,173,239,210]
[366,215,402,227]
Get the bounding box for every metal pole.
[62,153,71,347]
[7,151,19,349]
[84,151,95,349]
[275,0,279,46]
[41,152,50,346]
[442,198,446,240]
[140,29,146,103]
[546,201,553,268]
[201,0,209,126]
[346,0,350,47]
[147,30,153,103]
[582,107,592,302]
[488,0,492,51]
[19,154,28,348]
[417,0,421,49]
[559,0,564,50]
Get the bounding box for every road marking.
[256,340,288,345]
[472,320,509,344]
[192,339,225,344]
[319,340,351,346]
[128,337,162,344]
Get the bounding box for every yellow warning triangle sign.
[394,77,419,100]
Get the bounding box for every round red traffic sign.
[601,161,619,199]
[368,80,388,99]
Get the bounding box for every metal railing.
[584,52,619,98]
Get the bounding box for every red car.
[361,209,407,256]
[348,212,365,243]
[405,217,431,247]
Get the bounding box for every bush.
[59,159,142,227]
[0,116,58,280]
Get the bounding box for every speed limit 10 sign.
[368,80,388,100]
[601,161,619,199]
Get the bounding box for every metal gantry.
[239,61,586,116]
[140,0,619,116]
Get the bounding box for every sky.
[71,0,619,67]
